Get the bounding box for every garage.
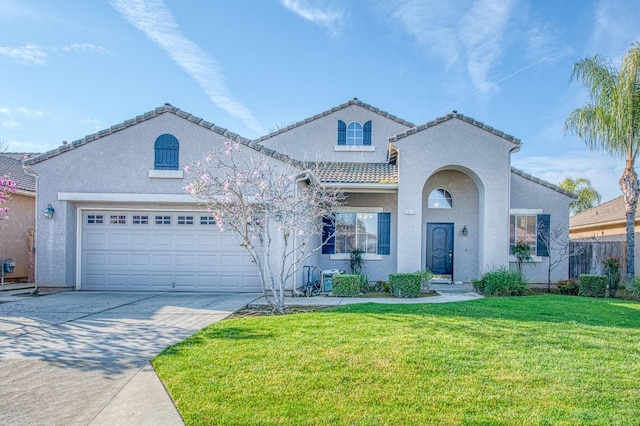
[80,210,261,292]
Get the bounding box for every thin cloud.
[61,43,114,56]
[590,0,640,60]
[0,106,45,118]
[110,0,265,135]
[279,0,343,36]
[0,43,48,65]
[391,0,515,96]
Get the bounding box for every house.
[0,153,36,282]
[569,195,638,273]
[24,99,575,293]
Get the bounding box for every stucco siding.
[258,105,411,163]
[510,172,573,283]
[317,192,397,282]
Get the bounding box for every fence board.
[569,241,626,278]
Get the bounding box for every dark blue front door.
[426,223,453,276]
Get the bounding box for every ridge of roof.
[23,104,302,167]
[0,154,36,192]
[252,98,416,144]
[388,112,522,146]
[511,167,577,199]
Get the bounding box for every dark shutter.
[363,121,372,146]
[377,212,391,255]
[322,215,335,254]
[337,120,346,145]
[154,134,179,170]
[536,214,550,256]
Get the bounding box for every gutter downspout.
[290,172,311,296]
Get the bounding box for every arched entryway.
[422,168,482,282]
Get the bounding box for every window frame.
[428,188,453,209]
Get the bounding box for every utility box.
[2,259,15,273]
[322,269,343,292]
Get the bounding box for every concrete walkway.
[0,291,261,426]
[0,284,481,425]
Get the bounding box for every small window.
[178,215,194,225]
[154,134,179,170]
[132,215,149,225]
[428,189,453,209]
[200,216,216,225]
[87,214,104,224]
[155,215,171,225]
[110,215,127,224]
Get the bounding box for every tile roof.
[0,154,36,192]
[389,111,521,146]
[253,98,415,144]
[23,104,300,167]
[511,167,577,199]
[312,162,398,184]
[570,196,625,228]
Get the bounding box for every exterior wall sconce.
[274,211,283,222]
[461,225,468,236]
[44,204,55,219]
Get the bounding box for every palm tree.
[558,177,602,215]
[565,42,640,280]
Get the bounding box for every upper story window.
[428,188,453,209]
[154,134,179,170]
[337,120,372,146]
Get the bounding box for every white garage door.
[81,210,261,292]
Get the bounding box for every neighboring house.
[0,153,36,282]
[569,195,639,273]
[24,99,574,293]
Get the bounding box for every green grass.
[153,295,640,425]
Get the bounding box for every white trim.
[509,255,543,263]
[15,189,35,197]
[76,207,82,290]
[334,145,375,152]
[509,208,543,215]
[336,206,383,213]
[59,192,197,203]
[330,253,383,261]
[148,170,183,179]
[323,183,397,193]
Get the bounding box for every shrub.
[602,257,621,297]
[373,280,389,293]
[359,273,370,293]
[578,274,607,298]
[332,274,361,297]
[556,278,579,295]
[418,268,433,291]
[472,269,528,296]
[389,273,422,298]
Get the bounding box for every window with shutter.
[154,134,179,170]
[337,121,346,146]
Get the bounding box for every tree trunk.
[619,160,639,281]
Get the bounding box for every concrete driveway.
[0,291,260,426]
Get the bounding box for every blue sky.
[1,0,639,202]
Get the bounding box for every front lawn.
[153,295,640,425]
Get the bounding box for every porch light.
[44,204,55,219]
[461,225,468,236]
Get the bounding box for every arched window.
[428,188,453,209]
[347,122,363,145]
[154,134,179,170]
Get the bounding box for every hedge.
[389,273,422,298]
[578,274,607,298]
[332,274,361,297]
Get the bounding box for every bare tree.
[185,141,343,313]
[537,223,584,292]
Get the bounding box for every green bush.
[332,274,361,297]
[602,257,621,297]
[578,274,607,298]
[556,278,579,295]
[418,268,433,290]
[472,269,527,296]
[389,273,422,298]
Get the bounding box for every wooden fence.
[569,241,626,279]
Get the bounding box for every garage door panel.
[82,211,261,292]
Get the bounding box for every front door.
[426,223,454,278]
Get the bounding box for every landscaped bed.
[153,295,640,425]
